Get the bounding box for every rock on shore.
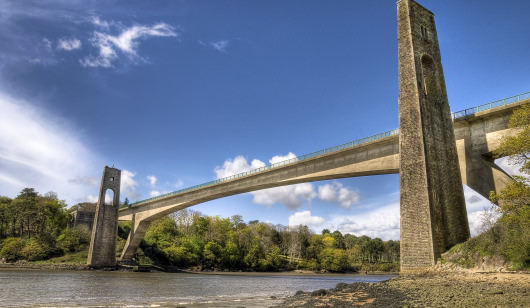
[277,272,530,307]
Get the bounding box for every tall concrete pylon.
[397,0,470,272]
[87,166,121,267]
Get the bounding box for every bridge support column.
[455,117,514,200]
[87,166,121,268]
[397,0,470,272]
[119,216,152,262]
[458,143,512,200]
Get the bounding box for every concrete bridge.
[87,0,529,271]
[87,93,527,270]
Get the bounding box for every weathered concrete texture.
[397,0,469,272]
[454,100,528,200]
[87,166,121,267]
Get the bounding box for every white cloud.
[150,190,161,197]
[214,153,316,210]
[81,22,178,68]
[91,16,110,30]
[462,185,501,237]
[146,175,157,187]
[210,40,229,53]
[214,155,265,179]
[42,38,52,49]
[120,169,140,201]
[318,182,360,208]
[289,211,324,227]
[252,183,316,210]
[328,202,401,240]
[0,90,101,205]
[57,38,82,51]
[85,194,98,203]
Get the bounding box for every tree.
[12,188,38,238]
[489,103,530,268]
[494,103,530,174]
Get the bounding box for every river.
[0,269,395,307]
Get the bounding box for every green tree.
[57,226,91,252]
[489,103,530,268]
[0,197,12,238]
[204,241,223,266]
[0,237,25,261]
[12,188,38,238]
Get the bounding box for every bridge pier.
[119,216,152,262]
[454,108,516,200]
[397,0,470,272]
[87,166,121,268]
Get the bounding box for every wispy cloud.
[81,22,178,68]
[0,89,101,205]
[210,40,229,53]
[120,170,140,201]
[57,37,82,51]
[150,190,162,197]
[0,2,179,70]
[146,175,157,187]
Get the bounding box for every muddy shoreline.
[277,272,530,307]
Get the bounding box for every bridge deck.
[120,91,529,213]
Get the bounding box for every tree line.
[0,188,91,262]
[127,210,400,272]
[0,188,400,272]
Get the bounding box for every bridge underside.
[118,135,400,261]
[116,100,525,264]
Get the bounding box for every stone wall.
[398,0,469,272]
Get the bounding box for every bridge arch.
[118,135,400,261]
[104,188,115,206]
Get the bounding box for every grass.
[32,249,88,264]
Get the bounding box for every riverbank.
[0,260,398,276]
[0,260,90,271]
[277,272,530,307]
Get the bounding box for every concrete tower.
[397,0,470,272]
[87,166,121,268]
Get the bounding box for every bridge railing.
[124,128,400,207]
[123,91,529,208]
[452,91,530,120]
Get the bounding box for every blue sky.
[1,0,529,240]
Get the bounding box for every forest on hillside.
[124,209,400,272]
[0,188,400,272]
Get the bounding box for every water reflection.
[0,269,395,307]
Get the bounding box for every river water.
[0,269,395,307]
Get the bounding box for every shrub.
[57,226,91,252]
[0,237,26,262]
[21,238,47,261]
